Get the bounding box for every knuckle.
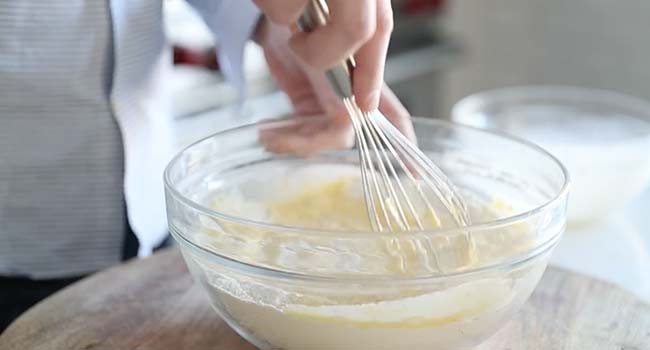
[377,10,394,34]
[342,17,375,43]
[289,40,327,69]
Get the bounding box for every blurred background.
[165,0,650,301]
[167,0,650,139]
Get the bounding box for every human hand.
[252,0,393,111]
[255,19,415,157]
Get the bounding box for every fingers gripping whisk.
[298,0,471,231]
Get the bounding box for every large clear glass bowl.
[164,117,569,350]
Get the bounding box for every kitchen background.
[165,0,650,301]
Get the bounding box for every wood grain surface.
[1,248,648,350]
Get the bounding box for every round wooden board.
[1,248,648,349]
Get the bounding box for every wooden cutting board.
[1,248,648,349]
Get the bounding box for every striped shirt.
[0,0,260,278]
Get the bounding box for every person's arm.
[185,0,261,96]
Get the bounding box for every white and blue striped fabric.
[0,0,260,278]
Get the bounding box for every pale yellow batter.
[267,176,374,231]
[192,169,541,350]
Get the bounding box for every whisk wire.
[359,111,424,231]
[345,99,388,231]
[344,97,471,231]
[376,116,471,226]
[363,111,439,228]
[357,112,410,231]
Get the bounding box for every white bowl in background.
[452,86,650,225]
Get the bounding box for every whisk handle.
[296,0,355,99]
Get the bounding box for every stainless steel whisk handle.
[296,0,355,98]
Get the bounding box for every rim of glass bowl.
[164,116,570,282]
[452,85,650,137]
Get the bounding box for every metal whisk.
[298,0,471,231]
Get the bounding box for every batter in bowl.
[192,164,541,350]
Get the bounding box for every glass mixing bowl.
[164,117,569,350]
